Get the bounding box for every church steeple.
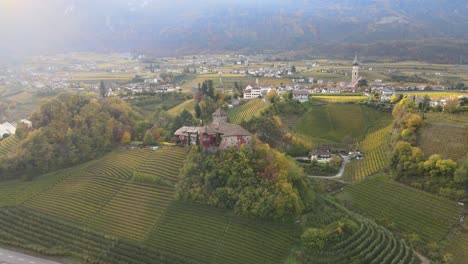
[351,53,360,85]
[352,53,360,66]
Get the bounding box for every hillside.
[227,98,270,124]
[0,146,296,263]
[294,104,392,145]
[416,114,468,162]
[337,174,462,243]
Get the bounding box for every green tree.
[195,102,202,118]
[99,80,107,98]
[357,79,368,87]
[143,130,155,145]
[291,65,296,73]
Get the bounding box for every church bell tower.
[352,54,360,85]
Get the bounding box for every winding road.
[0,248,62,264]
[307,155,350,182]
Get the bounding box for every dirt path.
[414,251,430,264]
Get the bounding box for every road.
[0,248,62,264]
[307,155,350,182]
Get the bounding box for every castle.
[174,108,252,151]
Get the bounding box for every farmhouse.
[174,108,252,151]
[292,89,310,102]
[309,149,332,163]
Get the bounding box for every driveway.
[0,248,62,264]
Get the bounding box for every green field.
[294,104,392,145]
[0,146,296,263]
[228,98,270,124]
[417,123,468,162]
[337,174,462,243]
[343,125,393,182]
[167,99,196,116]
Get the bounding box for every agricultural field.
[310,95,369,103]
[417,123,468,162]
[228,98,270,124]
[0,135,20,158]
[337,174,462,243]
[342,125,393,182]
[400,91,467,99]
[445,230,468,264]
[294,104,392,145]
[308,217,420,264]
[167,99,196,116]
[1,146,297,263]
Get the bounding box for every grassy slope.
[0,146,295,264]
[337,174,462,243]
[294,104,392,145]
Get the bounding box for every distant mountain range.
[1,0,467,62]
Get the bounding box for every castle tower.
[352,54,360,85]
[212,108,228,124]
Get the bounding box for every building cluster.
[174,108,252,151]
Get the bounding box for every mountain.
[1,0,467,62]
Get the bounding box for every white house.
[292,89,310,102]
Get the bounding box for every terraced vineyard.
[338,174,462,242]
[295,104,392,144]
[145,202,296,264]
[311,218,420,264]
[417,123,468,162]
[0,135,20,158]
[86,149,150,179]
[168,99,196,116]
[310,95,369,103]
[136,146,187,182]
[1,146,297,263]
[228,98,270,124]
[343,125,392,182]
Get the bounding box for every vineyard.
[417,123,468,162]
[227,98,270,124]
[294,104,392,145]
[445,231,468,264]
[0,146,297,263]
[0,135,20,158]
[310,217,420,264]
[400,91,467,99]
[338,174,462,242]
[310,95,369,103]
[167,99,196,116]
[342,125,392,182]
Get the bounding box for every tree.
[121,131,131,145]
[99,80,107,98]
[291,65,296,73]
[445,99,459,113]
[143,130,155,145]
[301,228,326,252]
[357,79,368,87]
[194,102,202,118]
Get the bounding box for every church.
[350,54,362,87]
[174,108,252,151]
